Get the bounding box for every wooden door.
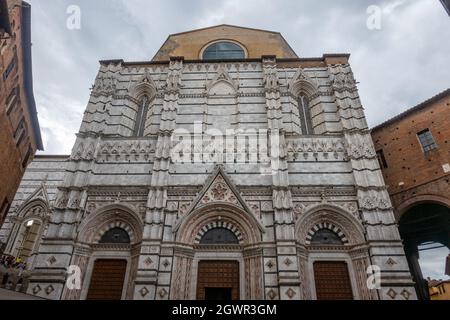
[196,260,239,300]
[86,259,127,300]
[313,261,353,300]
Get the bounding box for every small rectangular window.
[13,117,25,137]
[6,86,19,115]
[21,144,33,168]
[14,118,27,147]
[417,129,437,152]
[2,57,16,81]
[0,198,8,217]
[0,198,11,226]
[376,149,388,169]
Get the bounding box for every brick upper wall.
[371,92,450,198]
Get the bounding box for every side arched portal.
[63,205,143,300]
[295,204,374,300]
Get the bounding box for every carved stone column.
[262,56,300,300]
[134,57,183,300]
[329,64,416,300]
[27,131,100,299]
[169,248,194,300]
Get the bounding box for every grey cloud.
[419,246,450,280]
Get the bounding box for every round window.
[202,41,245,60]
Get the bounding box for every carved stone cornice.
[173,245,195,257]
[358,196,393,211]
[96,139,157,163]
[193,244,243,252]
[290,186,356,197]
[90,243,132,251]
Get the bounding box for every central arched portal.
[399,202,450,300]
[172,203,264,300]
[196,227,242,300]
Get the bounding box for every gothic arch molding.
[175,203,262,245]
[15,199,49,221]
[95,222,133,244]
[77,204,143,245]
[130,69,157,101]
[194,220,243,244]
[305,222,348,245]
[289,79,318,99]
[5,199,50,263]
[206,67,239,96]
[288,68,319,99]
[208,80,236,96]
[295,203,365,245]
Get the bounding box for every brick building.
[0,0,43,229]
[428,278,450,300]
[371,89,450,299]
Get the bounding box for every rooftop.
[371,88,450,132]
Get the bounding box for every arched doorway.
[69,205,143,300]
[196,227,241,300]
[86,227,131,300]
[295,204,372,300]
[399,202,450,300]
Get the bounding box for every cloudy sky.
[26,0,450,279]
[27,0,450,156]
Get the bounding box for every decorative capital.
[262,55,277,64]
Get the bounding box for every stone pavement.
[0,288,45,300]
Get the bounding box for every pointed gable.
[130,67,158,99]
[23,184,50,206]
[206,66,238,95]
[173,165,264,233]
[193,166,246,211]
[288,67,319,96]
[13,183,50,219]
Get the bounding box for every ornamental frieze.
[91,74,117,95]
[286,137,347,161]
[97,139,157,162]
[359,196,392,211]
[347,143,377,160]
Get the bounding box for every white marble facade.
[0,53,416,300]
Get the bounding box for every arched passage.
[398,201,450,300]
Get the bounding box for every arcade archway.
[399,202,450,300]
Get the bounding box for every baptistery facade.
[0,25,416,300]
